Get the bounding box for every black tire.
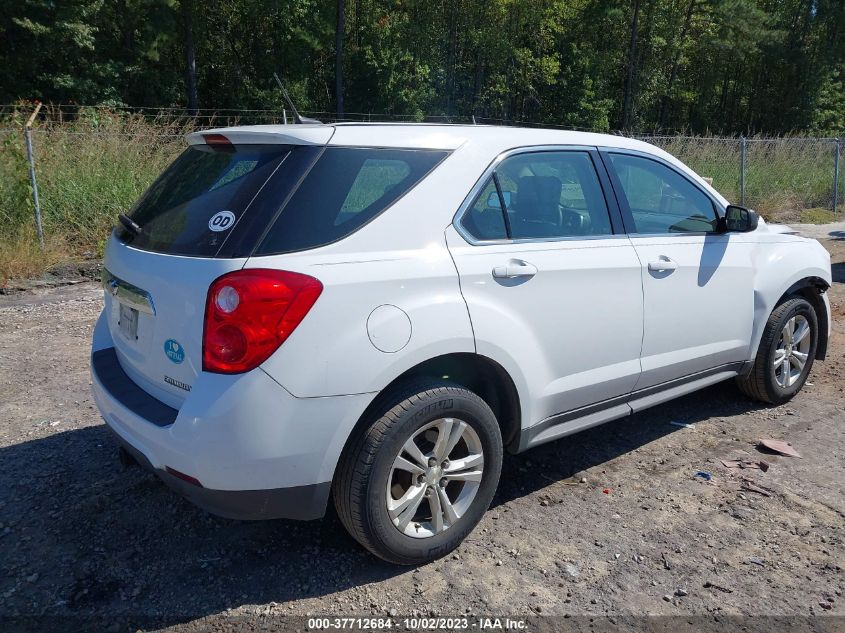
[333,382,503,565]
[736,296,818,404]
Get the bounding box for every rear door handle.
[492,260,538,279]
[647,257,678,272]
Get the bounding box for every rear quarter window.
[255,148,448,255]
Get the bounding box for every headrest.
[514,176,562,223]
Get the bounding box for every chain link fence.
[639,135,843,222]
[745,137,841,219]
[637,136,743,203]
[0,114,187,248]
[1,104,842,256]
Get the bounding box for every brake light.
[202,133,233,147]
[203,269,323,374]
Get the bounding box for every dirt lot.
[1,238,843,631]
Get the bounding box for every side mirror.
[721,205,759,233]
[486,190,513,209]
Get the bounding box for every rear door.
[601,149,755,389]
[447,148,644,425]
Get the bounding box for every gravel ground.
[0,239,843,631]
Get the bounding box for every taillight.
[203,269,323,374]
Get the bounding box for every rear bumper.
[90,310,374,521]
[108,427,330,520]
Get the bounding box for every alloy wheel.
[386,418,484,538]
[773,314,811,388]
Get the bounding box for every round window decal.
[208,210,236,232]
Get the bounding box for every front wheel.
[333,383,503,565]
[737,296,818,404]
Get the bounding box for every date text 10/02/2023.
[306,617,529,630]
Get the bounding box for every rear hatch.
[103,128,332,407]
[104,125,451,407]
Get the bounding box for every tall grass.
[0,110,190,281]
[642,135,841,221]
[0,224,68,281]
[0,109,842,282]
[642,136,742,202]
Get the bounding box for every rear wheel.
[737,296,818,404]
[333,383,502,565]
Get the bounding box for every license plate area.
[118,303,139,341]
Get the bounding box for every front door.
[602,150,755,389]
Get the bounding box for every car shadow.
[0,424,401,629]
[493,380,764,506]
[696,234,729,287]
[0,382,768,628]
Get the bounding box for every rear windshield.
[117,144,305,257]
[255,147,448,254]
[117,143,447,257]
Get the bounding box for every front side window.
[460,151,614,241]
[257,148,448,254]
[608,153,717,234]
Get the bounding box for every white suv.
[92,124,832,564]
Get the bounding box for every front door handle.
[492,260,538,279]
[647,257,678,272]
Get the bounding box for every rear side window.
[461,179,509,240]
[339,158,411,221]
[118,144,301,257]
[255,148,448,254]
[460,151,613,241]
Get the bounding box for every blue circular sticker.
[164,339,185,364]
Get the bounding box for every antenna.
[273,72,322,125]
